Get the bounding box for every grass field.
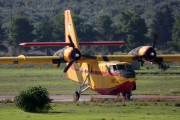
[0,65,179,120]
[0,101,179,120]
[0,65,179,95]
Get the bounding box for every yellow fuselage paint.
[66,62,136,90]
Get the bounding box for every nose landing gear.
[73,73,90,102]
[73,91,80,102]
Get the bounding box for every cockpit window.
[109,64,133,72]
[109,65,116,72]
[117,65,126,70]
[113,65,117,71]
[126,65,133,70]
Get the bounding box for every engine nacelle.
[128,46,156,61]
[63,47,81,62]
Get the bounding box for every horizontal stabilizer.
[19,41,126,47]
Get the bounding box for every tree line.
[0,4,180,55]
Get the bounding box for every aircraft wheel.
[73,91,80,102]
[122,91,132,100]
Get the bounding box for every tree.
[98,15,114,40]
[14,86,52,113]
[151,5,175,49]
[10,16,35,45]
[168,16,180,52]
[52,13,64,42]
[0,20,5,42]
[118,11,148,52]
[36,19,53,42]
[96,15,120,54]
[79,22,98,41]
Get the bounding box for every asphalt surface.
[0,95,179,102]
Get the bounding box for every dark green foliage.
[151,5,175,49]
[78,22,100,43]
[168,16,180,52]
[36,19,53,42]
[14,86,52,113]
[0,0,179,54]
[98,15,113,40]
[0,20,5,41]
[118,11,149,52]
[51,13,65,42]
[10,16,35,45]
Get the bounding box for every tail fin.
[65,10,80,49]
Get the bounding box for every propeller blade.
[63,59,75,73]
[57,62,61,68]
[56,57,65,68]
[68,35,75,48]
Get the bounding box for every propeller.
[63,35,81,73]
[57,57,64,68]
[68,35,75,48]
[53,48,66,68]
[151,32,169,70]
[131,32,159,66]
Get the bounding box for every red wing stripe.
[20,41,126,47]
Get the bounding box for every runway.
[0,95,179,102]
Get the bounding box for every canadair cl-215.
[0,10,180,101]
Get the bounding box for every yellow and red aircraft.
[0,10,180,101]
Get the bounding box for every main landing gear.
[122,91,132,100]
[73,73,90,102]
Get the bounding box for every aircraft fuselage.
[66,61,136,95]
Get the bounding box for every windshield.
[114,64,133,71]
[126,65,133,70]
[117,65,126,70]
[110,64,133,72]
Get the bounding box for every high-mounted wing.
[0,55,60,68]
[78,54,180,65]
[155,55,180,62]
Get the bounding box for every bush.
[14,86,52,113]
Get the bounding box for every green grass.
[134,75,180,95]
[0,67,84,95]
[0,65,179,120]
[0,65,179,95]
[0,102,179,120]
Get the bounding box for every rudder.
[64,10,80,49]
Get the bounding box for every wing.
[1,54,180,70]
[0,55,60,68]
[79,54,180,63]
[79,55,139,63]
[155,54,180,62]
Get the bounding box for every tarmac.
[0,94,179,102]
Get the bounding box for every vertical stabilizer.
[65,10,80,49]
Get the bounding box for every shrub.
[14,86,52,113]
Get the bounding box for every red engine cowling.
[128,46,156,61]
[63,47,81,62]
